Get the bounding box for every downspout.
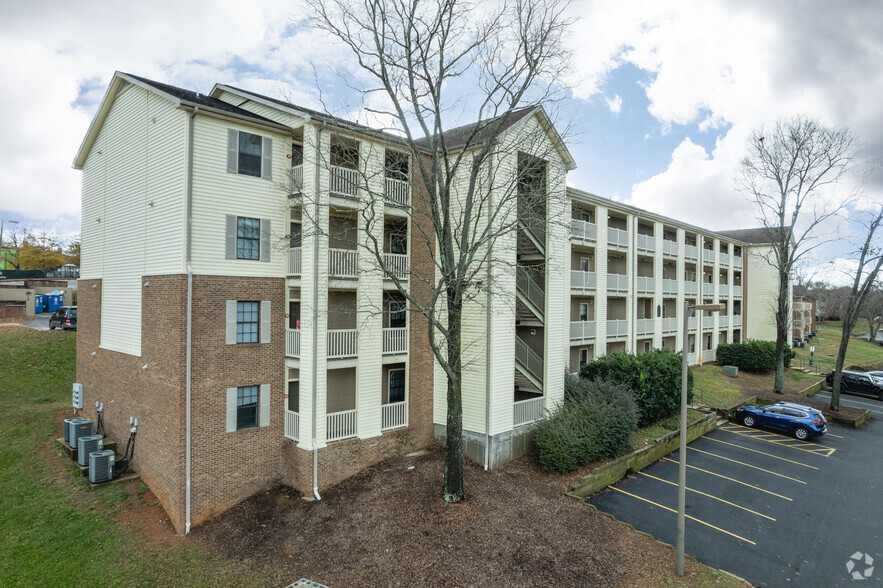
[484,155,493,470]
[184,105,198,534]
[311,123,325,501]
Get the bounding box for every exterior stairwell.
[515,266,545,322]
[518,210,546,256]
[515,336,544,392]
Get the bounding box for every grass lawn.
[633,409,706,448]
[0,328,271,587]
[793,321,883,374]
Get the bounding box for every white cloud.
[604,94,622,115]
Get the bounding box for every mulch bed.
[191,447,739,587]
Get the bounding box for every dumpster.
[46,294,63,312]
[34,294,45,314]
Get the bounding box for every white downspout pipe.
[184,106,198,533]
[484,155,493,471]
[311,123,325,501]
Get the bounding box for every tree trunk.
[830,330,851,411]
[774,271,788,394]
[443,290,464,503]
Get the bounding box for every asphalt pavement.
[23,315,50,331]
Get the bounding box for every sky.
[1,0,881,284]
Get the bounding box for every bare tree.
[737,116,858,394]
[828,206,883,410]
[306,0,573,502]
[860,285,883,342]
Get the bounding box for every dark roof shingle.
[715,226,792,244]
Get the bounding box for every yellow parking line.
[687,447,808,483]
[661,457,793,501]
[707,435,826,465]
[826,432,844,439]
[637,472,776,521]
[609,487,756,545]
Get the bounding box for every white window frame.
[227,128,273,179]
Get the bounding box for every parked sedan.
[48,306,77,331]
[825,370,883,401]
[735,401,827,440]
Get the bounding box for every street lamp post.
[677,300,725,576]
[0,219,20,271]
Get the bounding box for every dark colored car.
[49,306,77,331]
[735,401,827,440]
[825,370,883,401]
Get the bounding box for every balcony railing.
[330,165,359,198]
[290,164,304,195]
[327,409,357,442]
[688,317,697,331]
[328,329,357,358]
[684,244,698,260]
[329,248,358,278]
[284,410,300,441]
[288,247,302,276]
[702,283,714,296]
[571,270,596,290]
[733,285,743,297]
[607,227,629,248]
[514,397,544,427]
[663,239,678,257]
[607,273,628,293]
[571,218,597,242]
[570,320,596,341]
[515,336,544,385]
[733,255,743,269]
[385,177,409,207]
[286,328,301,358]
[703,249,715,264]
[636,276,654,294]
[383,253,409,280]
[719,284,729,296]
[383,327,408,354]
[719,252,729,267]
[636,318,654,336]
[662,317,678,333]
[662,278,678,296]
[684,281,697,296]
[607,319,627,337]
[516,266,545,319]
[636,233,655,253]
[688,352,697,364]
[720,316,729,328]
[733,316,743,328]
[701,349,715,362]
[382,401,408,430]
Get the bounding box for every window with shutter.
[227,129,273,179]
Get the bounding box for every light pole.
[677,300,724,576]
[0,219,20,271]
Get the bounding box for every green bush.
[716,340,795,372]
[579,349,692,427]
[535,376,639,474]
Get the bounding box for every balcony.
[662,239,678,257]
[514,397,544,427]
[571,218,597,242]
[719,252,729,267]
[636,233,655,253]
[383,327,408,354]
[383,253,409,280]
[286,328,301,358]
[719,284,729,297]
[662,317,677,333]
[382,401,408,430]
[284,410,300,441]
[733,285,743,297]
[701,349,715,362]
[636,318,654,336]
[607,227,628,249]
[688,317,697,331]
[733,316,743,328]
[636,276,654,295]
[733,255,743,269]
[702,283,714,297]
[291,164,304,195]
[662,278,678,296]
[684,244,698,260]
[720,316,729,328]
[684,281,697,296]
[571,270,596,291]
[288,248,302,276]
[385,177,409,207]
[607,273,628,293]
[570,320,596,341]
[330,165,359,198]
[328,329,358,358]
[327,409,357,442]
[329,248,358,278]
[607,319,627,337]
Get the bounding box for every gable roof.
[715,227,792,244]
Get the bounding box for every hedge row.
[715,340,795,372]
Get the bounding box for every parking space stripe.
[826,432,844,439]
[637,472,777,521]
[714,429,832,460]
[609,487,757,545]
[661,457,793,501]
[687,447,808,483]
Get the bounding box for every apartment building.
[73,72,787,533]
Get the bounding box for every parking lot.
[587,407,883,586]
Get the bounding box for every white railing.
[662,278,678,296]
[607,227,629,248]
[719,252,729,267]
[515,336,544,385]
[702,283,714,296]
[688,317,697,331]
[329,248,358,278]
[733,285,743,297]
[516,266,545,318]
[703,249,715,265]
[636,318,654,336]
[571,218,597,242]
[284,410,300,441]
[382,401,408,430]
[288,247,302,276]
[514,397,544,427]
[385,177,409,206]
[662,317,678,333]
[286,328,301,358]
[719,284,729,297]
[327,409,357,441]
[687,352,697,364]
[383,327,408,354]
[571,270,596,290]
[570,320,596,340]
[663,239,678,256]
[733,255,743,269]
[290,164,304,194]
[684,244,698,260]
[719,316,729,328]
[684,281,697,296]
[636,276,654,294]
[519,209,547,253]
[607,319,628,337]
[637,233,655,252]
[607,273,628,292]
[330,165,359,198]
[701,349,715,362]
[328,329,357,358]
[733,316,742,328]
[383,253,408,280]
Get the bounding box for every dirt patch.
[191,447,736,587]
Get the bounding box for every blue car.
[735,401,827,441]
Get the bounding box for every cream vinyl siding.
[214,90,306,129]
[745,244,781,341]
[190,115,289,277]
[80,82,187,356]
